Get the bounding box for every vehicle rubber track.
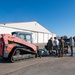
[9,47,37,63]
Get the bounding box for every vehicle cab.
[12,31,32,43]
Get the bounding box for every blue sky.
[0,0,75,37]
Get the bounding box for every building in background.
[0,21,56,44]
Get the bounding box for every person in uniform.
[59,37,65,57]
[47,37,53,56]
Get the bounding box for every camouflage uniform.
[47,38,53,55]
[59,38,65,57]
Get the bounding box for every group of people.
[47,37,74,57]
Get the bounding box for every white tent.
[0,21,56,43]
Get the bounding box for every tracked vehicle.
[0,31,37,62]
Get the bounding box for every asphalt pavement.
[0,48,75,75]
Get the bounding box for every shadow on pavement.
[0,57,10,63]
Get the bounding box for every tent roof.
[0,21,53,34]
